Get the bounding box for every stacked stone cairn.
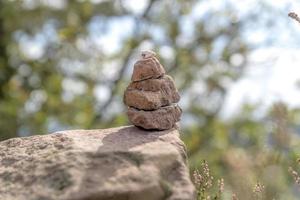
[124,50,182,130]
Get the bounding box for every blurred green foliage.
[0,0,299,199]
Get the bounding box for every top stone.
[140,50,157,59]
[131,51,166,82]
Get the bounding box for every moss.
[160,180,173,198]
[0,171,13,182]
[35,196,52,200]
[91,151,144,167]
[118,152,144,166]
[1,157,18,167]
[42,167,72,191]
[0,171,23,183]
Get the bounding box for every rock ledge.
[0,126,195,200]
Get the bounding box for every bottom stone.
[127,105,182,130]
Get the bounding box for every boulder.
[0,126,195,200]
[127,105,182,130]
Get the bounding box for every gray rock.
[131,57,165,82]
[127,75,178,92]
[127,105,182,130]
[0,126,195,200]
[124,76,180,110]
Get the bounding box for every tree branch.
[92,0,157,124]
[0,2,15,99]
[289,12,300,24]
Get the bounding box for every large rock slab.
[124,75,180,110]
[0,126,195,200]
[127,105,182,130]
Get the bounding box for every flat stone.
[127,75,178,92]
[124,76,180,110]
[131,57,166,82]
[127,105,182,130]
[0,126,195,200]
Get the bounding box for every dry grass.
[231,193,238,200]
[193,161,268,200]
[193,157,300,199]
[253,182,265,200]
[288,12,300,24]
[288,158,300,185]
[193,160,220,200]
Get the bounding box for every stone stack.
[124,51,182,130]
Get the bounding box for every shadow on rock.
[97,126,171,152]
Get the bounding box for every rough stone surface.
[127,105,182,130]
[131,57,165,82]
[127,75,178,93]
[124,78,180,111]
[0,126,195,200]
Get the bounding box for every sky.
[113,0,300,119]
[18,0,300,121]
[219,0,300,118]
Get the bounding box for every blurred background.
[0,0,300,199]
